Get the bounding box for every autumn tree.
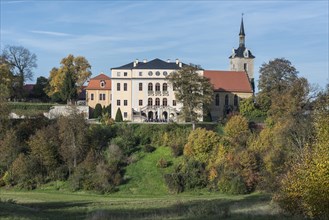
[47,54,91,103]
[0,57,13,135]
[1,45,37,98]
[167,66,213,130]
[275,89,329,218]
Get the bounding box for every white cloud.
[30,30,72,37]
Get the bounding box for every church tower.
[229,15,255,91]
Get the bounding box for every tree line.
[1,45,91,103]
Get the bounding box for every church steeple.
[239,15,245,47]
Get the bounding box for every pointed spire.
[239,14,246,47]
[239,13,245,36]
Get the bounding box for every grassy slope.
[0,146,299,219]
[117,146,183,196]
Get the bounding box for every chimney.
[167,59,171,63]
[133,59,139,67]
[176,59,179,64]
[143,59,147,63]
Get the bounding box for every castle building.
[86,16,254,122]
[111,58,188,122]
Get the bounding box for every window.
[234,95,238,106]
[124,83,127,91]
[155,83,160,91]
[163,83,168,91]
[117,72,121,77]
[163,98,167,106]
[139,100,143,106]
[148,71,153,76]
[155,98,160,106]
[139,83,143,91]
[244,63,248,71]
[117,100,121,106]
[155,71,160,76]
[215,94,220,106]
[124,100,128,106]
[100,80,105,88]
[225,95,229,105]
[173,100,176,106]
[139,72,143,76]
[91,93,94,101]
[100,94,105,101]
[148,83,153,91]
[117,83,120,91]
[124,72,127,76]
[163,71,168,76]
[148,98,153,106]
[124,112,127,118]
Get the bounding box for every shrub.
[156,158,168,168]
[115,108,123,122]
[164,173,184,194]
[93,103,103,119]
[143,144,156,153]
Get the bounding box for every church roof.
[86,73,111,90]
[204,70,253,93]
[112,58,188,70]
[229,46,255,59]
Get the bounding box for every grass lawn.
[0,190,299,220]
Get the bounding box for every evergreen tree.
[115,108,123,122]
[93,103,102,118]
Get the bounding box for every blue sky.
[1,0,328,90]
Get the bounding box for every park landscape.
[1,1,329,220]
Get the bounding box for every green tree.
[28,125,60,180]
[167,66,214,130]
[93,103,103,119]
[32,76,49,101]
[57,112,88,175]
[0,129,20,174]
[258,58,298,111]
[47,54,91,103]
[115,107,123,122]
[1,45,37,99]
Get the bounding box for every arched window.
[215,94,219,106]
[225,94,229,106]
[148,98,153,106]
[148,83,153,91]
[163,83,168,91]
[155,83,160,91]
[155,98,160,106]
[234,95,238,106]
[163,98,167,106]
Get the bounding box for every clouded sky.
[1,0,328,90]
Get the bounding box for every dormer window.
[243,49,249,58]
[100,80,105,88]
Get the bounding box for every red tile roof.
[86,73,111,90]
[204,70,252,93]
